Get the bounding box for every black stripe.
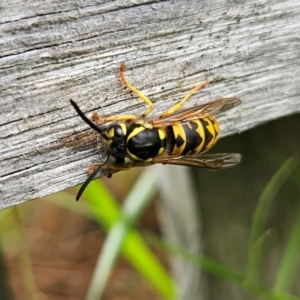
[182,121,202,155]
[201,118,214,150]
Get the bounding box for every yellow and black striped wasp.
[70,63,241,201]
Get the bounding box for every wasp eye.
[114,125,124,138]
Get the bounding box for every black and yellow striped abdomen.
[168,116,220,156]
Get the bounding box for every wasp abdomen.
[200,117,220,151]
[169,116,220,156]
[127,124,167,160]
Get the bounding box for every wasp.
[70,63,241,201]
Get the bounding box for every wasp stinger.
[70,63,242,201]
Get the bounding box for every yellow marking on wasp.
[194,120,206,153]
[127,152,140,161]
[204,117,219,149]
[107,127,114,139]
[158,147,165,155]
[138,121,153,130]
[158,128,166,141]
[127,126,144,141]
[118,124,127,136]
[124,157,130,164]
[171,125,187,155]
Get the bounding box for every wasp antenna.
[75,163,104,201]
[70,99,103,135]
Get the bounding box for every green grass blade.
[274,207,300,292]
[274,162,300,292]
[146,232,300,300]
[2,208,38,300]
[246,157,299,283]
[85,220,129,300]
[83,168,175,300]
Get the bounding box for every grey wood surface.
[0,0,299,209]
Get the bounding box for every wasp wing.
[153,153,241,169]
[151,98,241,127]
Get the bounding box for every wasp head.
[70,100,128,159]
[105,123,127,159]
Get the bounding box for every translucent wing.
[151,98,241,127]
[75,153,241,201]
[153,153,241,169]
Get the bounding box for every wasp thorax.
[127,123,167,161]
[106,124,127,158]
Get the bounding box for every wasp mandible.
[70,63,241,201]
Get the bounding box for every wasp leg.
[88,162,133,175]
[87,162,102,175]
[103,161,156,173]
[161,80,210,118]
[119,62,154,117]
[92,112,137,123]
